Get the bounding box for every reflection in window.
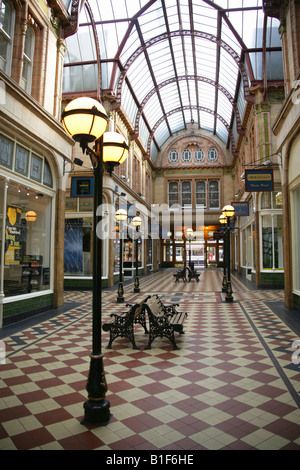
[64,218,92,276]
[181,181,191,207]
[168,182,179,207]
[196,181,206,207]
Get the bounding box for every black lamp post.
[132,216,142,293]
[221,205,235,303]
[219,214,227,292]
[62,97,129,426]
[116,209,127,303]
[186,227,193,268]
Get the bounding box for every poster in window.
[5,205,22,265]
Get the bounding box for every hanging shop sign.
[71,177,94,197]
[231,201,249,216]
[245,169,274,192]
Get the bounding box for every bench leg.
[105,326,139,349]
[144,328,180,350]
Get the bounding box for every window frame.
[0,0,15,75]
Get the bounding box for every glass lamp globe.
[222,205,235,218]
[116,209,127,221]
[61,97,108,145]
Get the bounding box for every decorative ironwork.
[262,1,283,19]
[62,0,80,39]
[116,30,253,105]
[146,106,237,156]
[133,75,244,138]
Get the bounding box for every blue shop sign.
[232,201,249,216]
[245,169,274,192]
[71,177,94,197]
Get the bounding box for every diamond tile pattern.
[1,269,300,450]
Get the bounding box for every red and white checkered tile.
[0,269,300,450]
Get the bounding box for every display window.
[0,179,52,297]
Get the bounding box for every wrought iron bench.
[187,267,201,282]
[143,295,187,350]
[102,297,149,349]
[174,267,187,282]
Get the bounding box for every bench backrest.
[144,295,165,317]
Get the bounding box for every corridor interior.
[0,269,300,450]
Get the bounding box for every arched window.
[0,0,15,74]
[207,148,218,162]
[182,149,191,163]
[168,149,179,163]
[195,148,205,163]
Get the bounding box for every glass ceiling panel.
[62,0,283,162]
[197,82,215,110]
[155,122,171,147]
[120,27,140,64]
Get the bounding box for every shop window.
[208,180,219,209]
[207,148,218,162]
[181,181,192,207]
[64,218,92,276]
[293,186,300,291]
[0,0,15,74]
[261,214,284,270]
[168,182,179,207]
[196,181,206,207]
[3,181,52,297]
[20,25,34,93]
[168,149,179,163]
[195,148,205,163]
[182,149,191,163]
[261,191,283,210]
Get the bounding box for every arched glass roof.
[62,0,283,163]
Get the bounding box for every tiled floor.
[1,268,300,450]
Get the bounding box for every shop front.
[0,133,56,326]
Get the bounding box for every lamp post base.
[81,354,110,426]
[225,281,234,302]
[117,282,124,303]
[134,276,140,293]
[81,399,111,426]
[222,274,227,292]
